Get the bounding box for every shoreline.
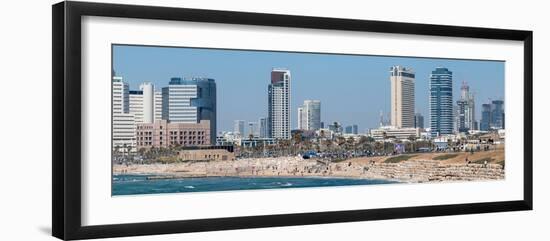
[113,155,504,183]
[115,172,403,183]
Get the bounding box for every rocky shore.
[113,155,504,183]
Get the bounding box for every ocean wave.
[184,185,195,189]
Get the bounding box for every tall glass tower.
[429,67,453,137]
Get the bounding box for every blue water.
[112,175,396,196]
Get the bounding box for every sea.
[112,174,396,196]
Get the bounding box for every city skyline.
[113,45,505,133]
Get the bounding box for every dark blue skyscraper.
[429,67,453,137]
[480,103,492,131]
[480,100,504,131]
[491,100,504,129]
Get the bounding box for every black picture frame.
[52,1,533,240]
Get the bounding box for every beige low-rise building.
[136,120,211,149]
[176,147,235,161]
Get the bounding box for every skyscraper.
[480,100,504,131]
[154,91,162,121]
[491,100,504,129]
[455,81,476,133]
[480,103,492,131]
[297,100,321,131]
[390,66,415,128]
[129,90,144,123]
[247,122,259,138]
[162,77,217,143]
[429,67,453,137]
[297,107,305,130]
[130,84,162,124]
[259,117,268,138]
[268,68,291,139]
[140,82,155,124]
[345,125,358,134]
[414,113,424,129]
[112,76,136,152]
[234,120,245,137]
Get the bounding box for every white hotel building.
[268,68,291,139]
[112,76,136,152]
[298,100,321,131]
[390,66,415,128]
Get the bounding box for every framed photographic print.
[52,1,533,240]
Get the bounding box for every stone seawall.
[355,161,505,183]
[114,157,505,183]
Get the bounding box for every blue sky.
[113,44,504,133]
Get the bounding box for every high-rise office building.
[154,91,162,121]
[140,82,155,123]
[328,122,343,134]
[345,125,358,134]
[162,77,216,143]
[259,117,268,138]
[247,121,259,138]
[429,67,453,137]
[112,76,136,152]
[456,81,476,133]
[130,85,162,124]
[297,100,321,131]
[480,100,504,131]
[268,68,291,139]
[491,100,504,129]
[390,66,415,128]
[129,90,144,124]
[297,107,305,130]
[234,120,245,137]
[480,103,492,131]
[414,113,424,129]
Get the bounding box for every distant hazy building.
[345,125,358,134]
[480,100,505,130]
[268,68,291,139]
[162,77,216,143]
[297,100,321,131]
[456,81,476,133]
[112,76,136,152]
[328,122,343,134]
[429,67,453,137]
[247,121,259,138]
[491,100,504,129]
[414,113,424,129]
[259,117,268,138]
[390,66,415,128]
[234,120,245,137]
[480,103,492,131]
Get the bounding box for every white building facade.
[390,66,415,128]
[298,100,321,131]
[268,68,291,139]
[112,76,136,152]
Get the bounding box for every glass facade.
[429,67,453,137]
